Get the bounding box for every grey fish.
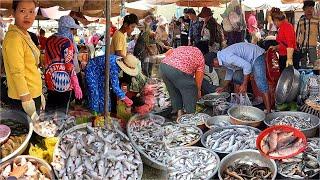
[52,125,142,179]
[270,115,314,130]
[128,117,202,166]
[205,126,259,153]
[178,113,211,126]
[167,147,218,180]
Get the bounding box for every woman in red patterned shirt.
[270,7,297,72]
[160,46,205,117]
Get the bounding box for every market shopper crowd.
[0,0,319,122]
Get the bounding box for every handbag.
[265,49,281,83]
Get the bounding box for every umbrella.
[146,0,230,7]
[282,0,319,3]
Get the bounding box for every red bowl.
[256,125,307,160]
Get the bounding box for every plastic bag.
[230,93,252,106]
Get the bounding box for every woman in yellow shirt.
[2,0,45,121]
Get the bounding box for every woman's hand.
[216,87,225,93]
[239,83,248,93]
[9,165,27,178]
[269,45,278,51]
[197,90,202,99]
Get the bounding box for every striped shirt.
[296,15,320,48]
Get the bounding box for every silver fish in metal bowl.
[52,124,143,180]
[265,112,320,138]
[127,114,202,170]
[201,125,260,154]
[167,147,220,180]
[177,113,211,126]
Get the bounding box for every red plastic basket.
[256,125,307,160]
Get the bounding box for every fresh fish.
[222,162,273,180]
[260,130,305,158]
[178,113,211,126]
[52,125,142,179]
[205,126,259,153]
[0,157,51,180]
[34,112,76,137]
[167,147,218,180]
[145,78,171,111]
[278,145,320,178]
[269,115,314,130]
[128,116,202,167]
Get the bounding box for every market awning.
[0,0,137,12]
[145,0,230,7]
[281,0,319,3]
[242,0,303,11]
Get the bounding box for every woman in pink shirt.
[160,46,205,116]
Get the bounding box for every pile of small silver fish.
[178,113,211,126]
[52,125,142,180]
[308,138,320,153]
[128,119,201,166]
[278,146,320,178]
[222,161,273,180]
[167,148,218,180]
[147,78,171,111]
[269,115,314,130]
[260,130,305,158]
[205,126,258,153]
[34,112,76,137]
[0,157,52,180]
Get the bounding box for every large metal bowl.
[53,123,143,179]
[201,125,261,155]
[264,111,320,138]
[227,106,265,127]
[0,110,33,164]
[204,115,231,129]
[218,150,277,180]
[166,146,220,180]
[0,155,55,179]
[276,66,300,104]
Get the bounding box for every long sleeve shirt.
[276,20,296,56]
[110,56,125,99]
[2,25,42,99]
[217,42,265,81]
[44,35,76,92]
[189,18,203,44]
[296,15,320,48]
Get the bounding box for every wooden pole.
[104,0,111,129]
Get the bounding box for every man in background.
[38,28,47,51]
[296,0,320,69]
[187,8,203,48]
[178,8,190,46]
